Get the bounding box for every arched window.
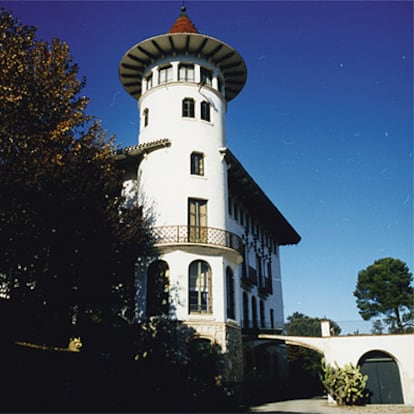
[226,267,235,319]
[146,260,169,317]
[251,296,258,328]
[143,108,149,127]
[189,260,212,313]
[243,291,249,329]
[178,63,194,81]
[189,338,213,376]
[182,98,195,118]
[190,152,204,176]
[260,299,265,328]
[200,101,210,122]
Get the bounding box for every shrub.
[321,358,368,405]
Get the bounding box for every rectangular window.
[200,101,211,122]
[182,98,195,118]
[228,196,233,216]
[179,63,194,81]
[191,152,204,176]
[200,67,212,86]
[145,73,153,90]
[188,198,207,243]
[159,65,173,83]
[143,108,149,127]
[256,254,263,288]
[217,76,223,93]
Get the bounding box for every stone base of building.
[184,320,244,383]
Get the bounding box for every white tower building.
[117,7,300,385]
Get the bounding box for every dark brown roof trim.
[222,148,301,246]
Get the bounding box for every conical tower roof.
[119,6,247,101]
[168,6,198,34]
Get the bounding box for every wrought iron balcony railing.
[153,225,243,255]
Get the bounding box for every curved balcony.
[153,225,243,255]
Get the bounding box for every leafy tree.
[285,312,341,397]
[354,258,414,333]
[0,9,154,341]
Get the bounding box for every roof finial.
[181,1,186,15]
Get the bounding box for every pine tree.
[354,258,413,333]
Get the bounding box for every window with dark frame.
[191,152,204,176]
[145,73,153,90]
[200,67,212,86]
[182,98,195,118]
[200,101,211,122]
[179,63,195,82]
[226,267,235,320]
[143,108,149,127]
[189,260,212,313]
[159,65,173,83]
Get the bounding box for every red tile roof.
[168,6,198,34]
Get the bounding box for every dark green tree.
[0,9,154,342]
[354,257,413,333]
[285,312,341,398]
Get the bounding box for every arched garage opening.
[358,350,404,404]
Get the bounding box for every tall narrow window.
[190,152,204,176]
[189,260,212,313]
[252,296,258,328]
[256,254,264,288]
[188,198,207,242]
[243,292,249,328]
[159,64,172,83]
[226,267,235,319]
[145,73,153,90]
[260,300,265,328]
[270,309,274,329]
[217,76,223,93]
[200,67,212,86]
[143,108,149,127]
[182,98,195,118]
[147,260,169,317]
[179,63,194,81]
[200,101,210,122]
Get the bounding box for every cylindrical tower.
[119,8,247,382]
[119,6,246,232]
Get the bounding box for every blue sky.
[4,0,413,333]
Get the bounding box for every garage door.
[359,351,403,404]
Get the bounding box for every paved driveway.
[249,397,414,413]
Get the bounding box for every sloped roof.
[222,149,301,246]
[119,8,247,102]
[168,6,198,34]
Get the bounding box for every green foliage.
[286,312,341,337]
[354,258,414,333]
[285,312,341,398]
[321,359,368,406]
[0,9,154,331]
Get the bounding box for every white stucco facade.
[117,7,301,384]
[260,333,414,405]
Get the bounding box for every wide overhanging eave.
[223,149,301,246]
[119,32,247,101]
